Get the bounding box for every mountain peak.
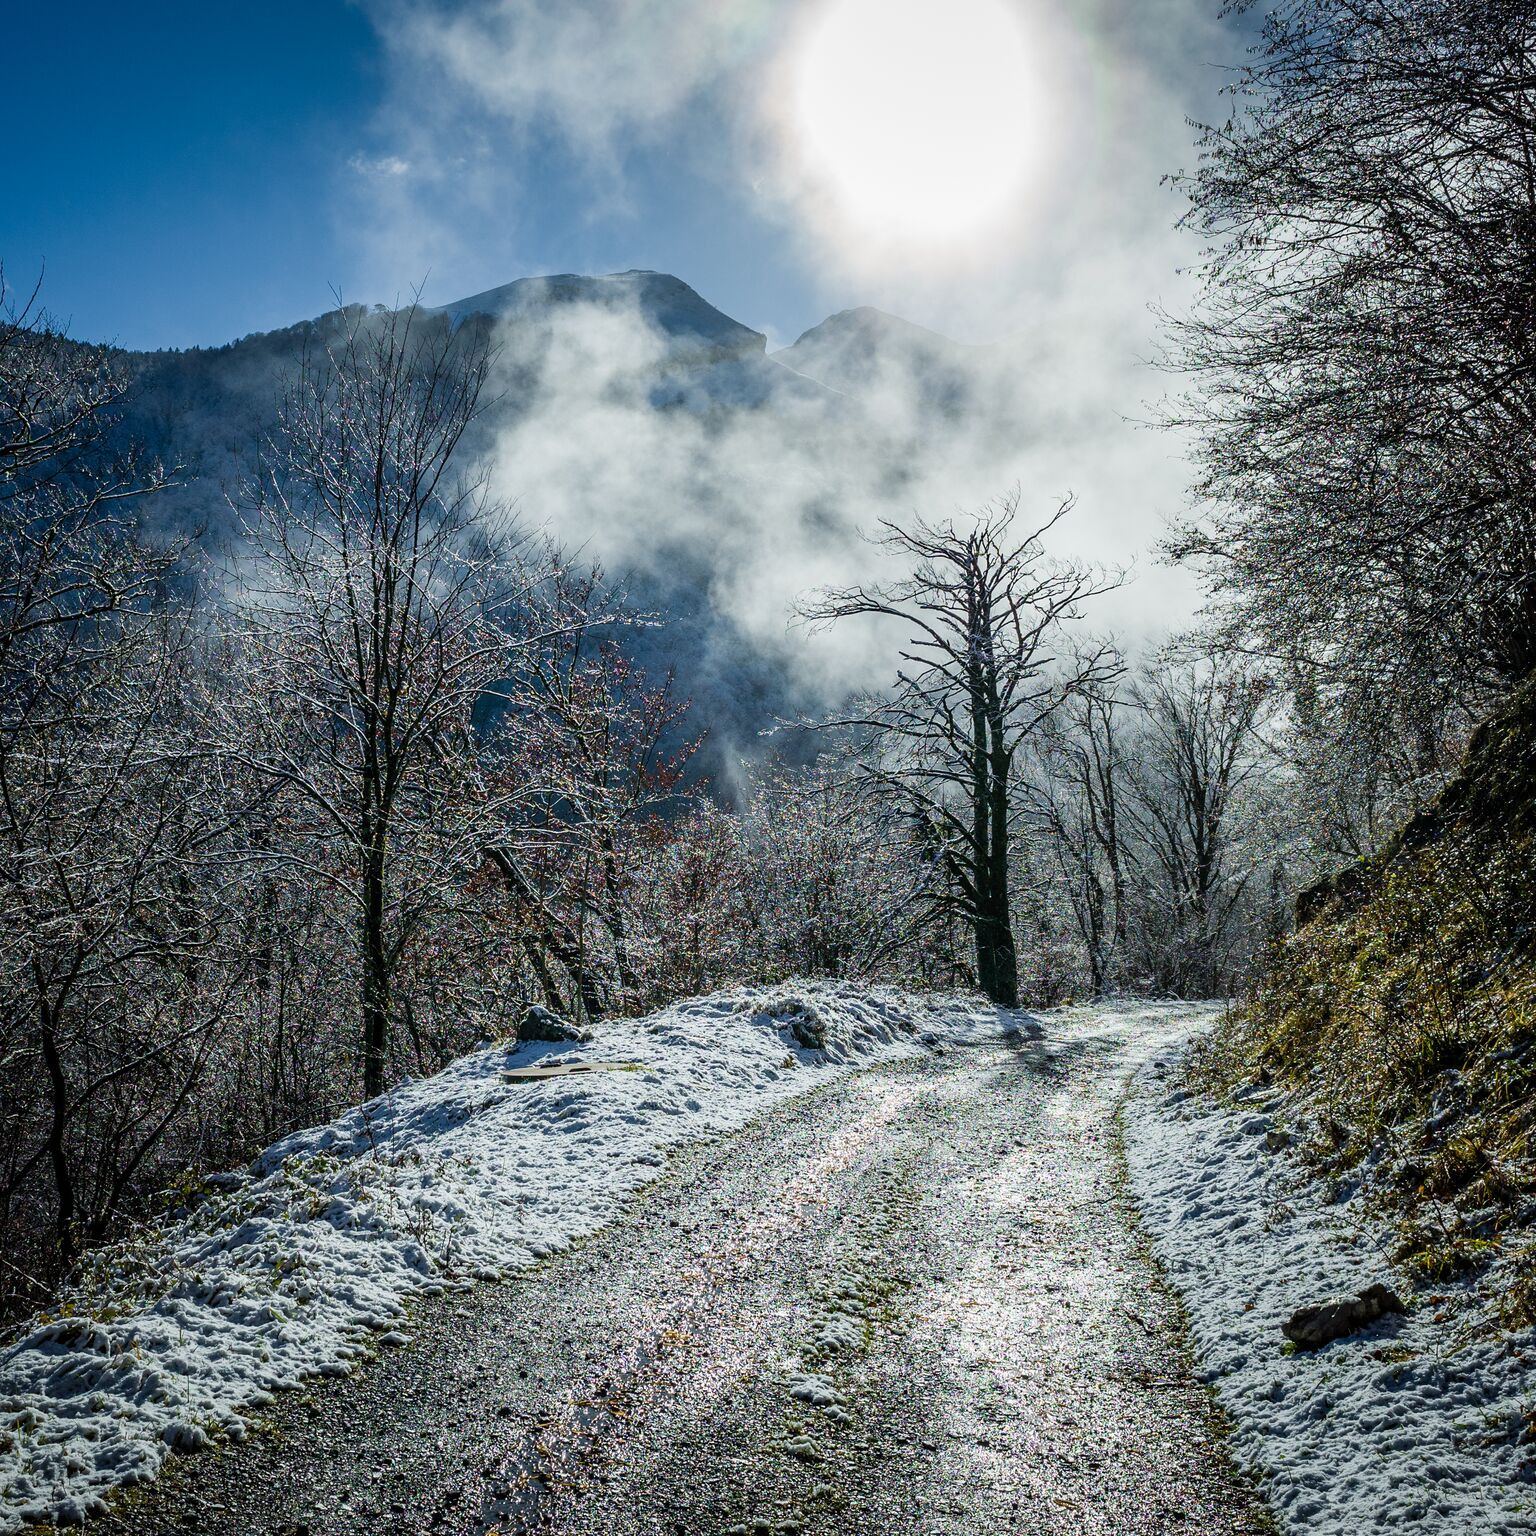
[785,306,964,351]
[770,306,975,410]
[431,270,767,365]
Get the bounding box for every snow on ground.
[1126,1032,1536,1535]
[0,983,1020,1532]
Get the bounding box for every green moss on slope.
[1199,678,1536,1327]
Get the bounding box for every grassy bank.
[1193,680,1536,1328]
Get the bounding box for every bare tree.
[1162,0,1536,783]
[0,268,173,670]
[487,563,698,1020]
[237,302,534,1098]
[1124,651,1272,996]
[0,275,246,1276]
[799,493,1119,1007]
[0,612,251,1266]
[621,800,746,1002]
[734,759,934,983]
[1027,663,1133,995]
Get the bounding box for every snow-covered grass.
[1126,1031,1536,1535]
[0,983,1012,1532]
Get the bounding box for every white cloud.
[386,0,757,158]
[347,152,413,178]
[469,277,1200,720]
[337,0,1249,692]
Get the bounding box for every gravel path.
[97,1007,1275,1536]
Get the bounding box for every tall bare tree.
[239,302,533,1098]
[800,493,1118,1007]
[1124,652,1272,996]
[1028,666,1133,995]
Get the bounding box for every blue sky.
[5,0,1252,354]
[3,0,827,349]
[5,1,379,348]
[3,0,1262,642]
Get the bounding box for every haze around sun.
[781,0,1047,252]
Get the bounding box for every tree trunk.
[516,930,562,1012]
[485,848,607,1023]
[971,809,1020,1008]
[975,887,1020,1007]
[361,837,390,1099]
[985,738,1019,1008]
[974,904,1019,1006]
[599,838,638,995]
[1086,868,1107,995]
[37,994,76,1260]
[968,663,997,1002]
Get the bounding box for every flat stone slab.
[1282,1282,1405,1349]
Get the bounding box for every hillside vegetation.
[1198,678,1536,1328]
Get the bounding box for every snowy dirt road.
[96,1009,1273,1536]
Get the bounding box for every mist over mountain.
[443,270,841,417]
[774,306,986,415]
[102,269,1049,772]
[435,271,767,366]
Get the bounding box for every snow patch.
[0,982,1015,1531]
[1126,1038,1536,1534]
[785,1371,845,1408]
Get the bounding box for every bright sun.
[788,0,1043,248]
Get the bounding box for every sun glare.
[787,0,1043,249]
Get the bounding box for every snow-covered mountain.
[436,269,840,414]
[434,270,765,367]
[106,272,1019,763]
